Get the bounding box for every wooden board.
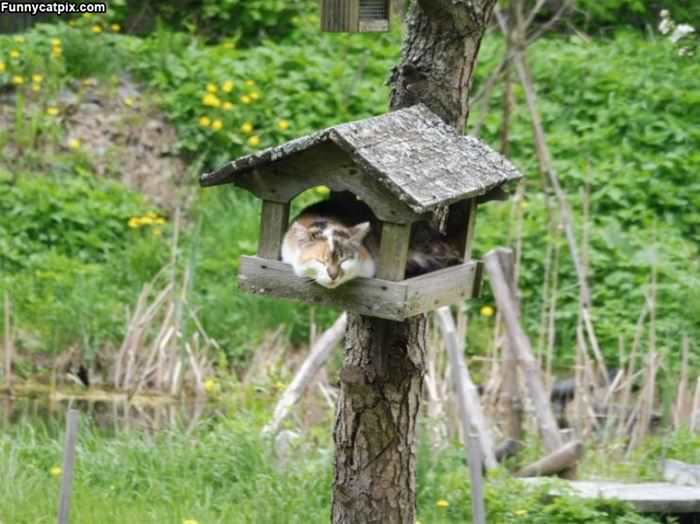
[521,478,700,514]
[238,256,481,321]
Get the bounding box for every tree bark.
[332,1,497,522]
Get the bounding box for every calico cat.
[281,197,461,288]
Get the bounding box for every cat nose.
[328,267,340,280]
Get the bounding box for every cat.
[281,196,461,288]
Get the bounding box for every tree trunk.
[332,1,497,522]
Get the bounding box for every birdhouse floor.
[237,256,482,321]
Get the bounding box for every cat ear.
[350,222,371,241]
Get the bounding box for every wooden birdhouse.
[199,104,521,321]
[321,0,390,32]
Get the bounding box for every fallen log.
[516,440,583,478]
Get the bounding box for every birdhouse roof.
[200,104,521,214]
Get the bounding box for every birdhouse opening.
[360,0,388,20]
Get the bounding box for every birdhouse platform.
[200,104,521,320]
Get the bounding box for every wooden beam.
[516,441,583,478]
[257,200,289,260]
[321,0,360,32]
[377,222,411,281]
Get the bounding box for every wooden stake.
[3,292,12,388]
[673,336,689,429]
[57,409,80,524]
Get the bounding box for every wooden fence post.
[57,409,80,524]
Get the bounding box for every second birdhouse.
[200,104,521,320]
[321,0,390,32]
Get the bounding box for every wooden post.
[57,409,80,524]
[258,200,290,260]
[3,292,11,388]
[377,222,411,281]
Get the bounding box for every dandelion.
[248,135,260,147]
[32,74,43,83]
[240,95,251,104]
[211,119,223,131]
[10,50,20,59]
[240,122,254,134]
[244,79,255,87]
[47,107,60,116]
[128,217,141,229]
[0,62,5,73]
[202,93,221,107]
[51,47,62,58]
[182,520,199,524]
[206,82,218,93]
[222,101,234,111]
[50,466,62,477]
[436,499,449,508]
[111,23,121,32]
[13,35,25,44]
[204,378,219,393]
[199,116,211,127]
[12,75,24,85]
[51,38,62,47]
[68,138,81,150]
[222,80,234,92]
[480,305,495,318]
[91,25,103,33]
[249,91,260,101]
[124,96,134,107]
[276,119,289,131]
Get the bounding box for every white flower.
[670,23,695,43]
[678,46,693,57]
[658,17,674,35]
[660,9,670,18]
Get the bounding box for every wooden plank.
[403,261,481,316]
[377,222,411,281]
[239,256,408,320]
[57,409,80,524]
[516,441,583,477]
[520,478,700,514]
[321,0,359,32]
[358,19,389,31]
[236,144,421,223]
[258,201,289,259]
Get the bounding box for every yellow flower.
[240,95,251,104]
[14,36,25,44]
[47,107,60,116]
[32,83,41,92]
[199,116,211,127]
[211,119,223,131]
[222,101,234,111]
[204,378,218,393]
[0,62,5,73]
[154,217,166,225]
[223,41,235,49]
[206,82,217,93]
[276,119,289,131]
[182,520,199,524]
[51,38,62,47]
[10,50,20,59]
[32,74,43,83]
[68,138,81,150]
[139,216,154,225]
[222,80,234,92]
[12,75,24,85]
[240,122,253,134]
[514,509,528,516]
[124,96,134,107]
[248,135,260,147]
[244,79,255,87]
[111,24,121,32]
[128,217,141,229]
[50,466,62,477]
[91,25,102,33]
[436,499,449,508]
[202,93,221,107]
[480,305,495,318]
[51,46,62,58]
[249,91,260,101]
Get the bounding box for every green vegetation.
[0,410,678,524]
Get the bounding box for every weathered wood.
[516,441,583,478]
[263,313,347,435]
[664,459,700,487]
[377,223,411,280]
[200,105,521,218]
[321,0,359,32]
[57,409,80,524]
[258,201,289,260]
[521,478,700,514]
[3,292,11,387]
[484,250,563,453]
[436,307,497,471]
[238,256,481,321]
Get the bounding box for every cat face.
[284,220,375,288]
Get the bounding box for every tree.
[331,2,497,523]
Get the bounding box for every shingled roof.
[200,104,521,214]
